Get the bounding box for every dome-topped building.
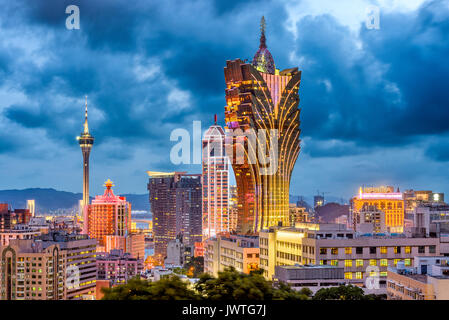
[224,16,302,234]
[252,16,275,74]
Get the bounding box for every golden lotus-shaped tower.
[224,17,301,233]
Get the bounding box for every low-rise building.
[414,203,449,237]
[96,249,143,286]
[165,237,185,266]
[387,256,449,300]
[259,223,440,292]
[105,232,146,259]
[289,204,308,226]
[204,234,259,277]
[0,225,41,246]
[274,265,347,294]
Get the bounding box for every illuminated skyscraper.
[147,171,202,263]
[26,200,35,217]
[224,17,301,233]
[202,116,230,239]
[84,179,132,248]
[77,96,94,211]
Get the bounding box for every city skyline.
[0,0,448,201]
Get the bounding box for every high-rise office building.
[147,171,202,263]
[77,96,94,211]
[26,200,35,217]
[176,174,202,247]
[96,249,143,286]
[84,179,131,249]
[224,17,301,233]
[202,117,230,239]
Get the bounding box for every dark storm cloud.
[1,0,292,159]
[294,0,449,159]
[0,0,449,195]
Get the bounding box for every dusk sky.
[0,0,448,201]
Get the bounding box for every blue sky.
[0,0,448,200]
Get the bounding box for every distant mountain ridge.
[0,188,149,213]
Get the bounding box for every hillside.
[0,188,149,213]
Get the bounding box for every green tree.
[101,276,200,300]
[312,284,385,300]
[195,267,308,300]
[183,256,204,278]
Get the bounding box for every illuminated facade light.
[223,17,302,233]
[202,120,230,240]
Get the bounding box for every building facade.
[351,186,404,233]
[0,226,40,246]
[274,265,347,294]
[0,240,66,300]
[0,205,32,230]
[37,232,97,300]
[204,234,259,277]
[105,232,145,260]
[259,223,440,288]
[289,204,308,226]
[175,174,202,247]
[223,17,301,233]
[387,256,449,300]
[96,249,143,286]
[202,120,230,240]
[84,179,131,249]
[148,171,202,263]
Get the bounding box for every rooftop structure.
[387,256,449,300]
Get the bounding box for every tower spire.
[84,95,89,134]
[259,16,266,48]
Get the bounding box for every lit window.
[380,271,387,277]
[344,272,353,279]
[355,272,362,279]
[356,259,363,267]
[331,248,338,255]
[370,259,377,266]
[405,246,411,254]
[404,259,411,266]
[380,246,387,254]
[380,259,388,266]
[345,260,352,267]
[345,247,352,254]
[394,259,401,266]
[331,260,338,266]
